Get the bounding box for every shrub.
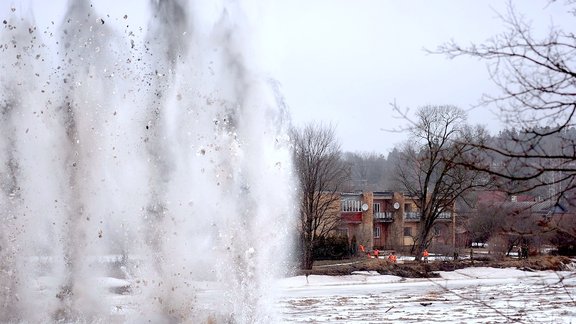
[313,235,350,260]
[549,231,576,256]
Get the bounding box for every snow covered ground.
[276,267,576,323]
[23,263,576,323]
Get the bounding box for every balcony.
[437,212,452,220]
[403,211,452,221]
[404,211,420,221]
[341,199,362,212]
[374,212,393,222]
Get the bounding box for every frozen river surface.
[276,267,576,323]
[27,264,576,323]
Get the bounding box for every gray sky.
[4,0,573,154]
[258,1,573,154]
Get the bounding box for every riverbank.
[299,255,574,278]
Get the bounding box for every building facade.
[338,191,456,252]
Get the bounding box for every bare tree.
[433,3,576,197]
[476,200,539,256]
[432,2,576,246]
[396,105,488,260]
[291,123,350,270]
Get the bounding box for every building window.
[373,203,381,213]
[404,227,412,237]
[374,226,381,238]
[341,199,362,212]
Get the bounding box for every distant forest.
[343,125,576,197]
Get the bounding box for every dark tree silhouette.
[291,123,349,270]
[396,105,488,260]
[433,3,576,197]
[433,2,576,244]
[342,152,388,191]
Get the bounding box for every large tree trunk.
[301,240,314,270]
[414,239,427,262]
[414,222,432,261]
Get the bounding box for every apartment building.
[338,191,455,252]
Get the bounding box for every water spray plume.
[0,0,295,322]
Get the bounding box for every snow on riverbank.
[277,266,576,323]
[279,271,403,288]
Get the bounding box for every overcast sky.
[4,0,573,154]
[258,1,573,154]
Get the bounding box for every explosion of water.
[0,1,295,322]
